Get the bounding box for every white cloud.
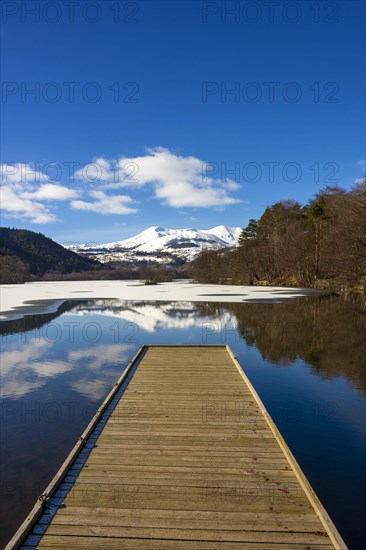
[0,185,57,223]
[354,160,366,185]
[74,157,117,183]
[71,190,138,215]
[0,163,49,186]
[154,179,238,208]
[0,163,77,223]
[75,147,241,209]
[22,183,78,201]
[0,148,242,223]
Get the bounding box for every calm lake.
[1,295,365,548]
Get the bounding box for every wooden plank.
[8,345,346,549]
[37,537,334,549]
[42,524,334,544]
[51,507,324,529]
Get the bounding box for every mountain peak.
[68,225,242,267]
[205,225,242,243]
[209,224,228,230]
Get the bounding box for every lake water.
[1,296,365,548]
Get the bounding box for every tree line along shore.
[190,182,366,301]
[1,181,365,299]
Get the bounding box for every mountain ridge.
[67,225,242,266]
[0,227,102,283]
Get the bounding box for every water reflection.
[1,340,71,398]
[1,335,133,401]
[74,299,237,332]
[45,297,366,393]
[67,343,133,400]
[0,296,365,548]
[221,297,366,395]
[0,299,89,337]
[1,296,365,398]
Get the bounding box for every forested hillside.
[0,228,101,283]
[190,181,366,293]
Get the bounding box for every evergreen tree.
[190,183,365,293]
[238,219,259,245]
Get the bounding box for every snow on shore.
[0,280,315,321]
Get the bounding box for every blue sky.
[1,0,365,245]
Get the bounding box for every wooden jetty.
[8,345,346,549]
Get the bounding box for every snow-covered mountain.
[67,225,242,266]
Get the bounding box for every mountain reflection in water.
[68,296,366,394]
[4,296,360,395]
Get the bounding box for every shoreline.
[0,280,324,321]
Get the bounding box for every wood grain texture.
[26,345,345,549]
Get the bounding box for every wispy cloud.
[71,190,138,215]
[22,183,78,201]
[0,163,77,223]
[0,185,57,223]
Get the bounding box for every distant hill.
[67,225,242,267]
[0,227,101,283]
